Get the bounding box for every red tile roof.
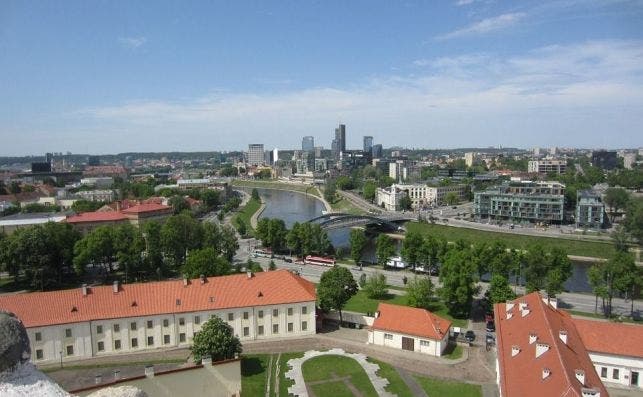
[121,203,171,214]
[66,211,129,224]
[0,270,316,328]
[371,302,451,340]
[494,293,607,397]
[573,318,643,358]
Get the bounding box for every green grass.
[232,197,261,236]
[414,375,482,397]
[406,221,616,259]
[302,355,378,397]
[231,179,320,197]
[310,381,356,397]
[368,358,414,397]
[441,343,463,360]
[328,196,366,215]
[277,352,304,397]
[241,354,269,397]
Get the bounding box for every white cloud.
[435,12,526,40]
[455,0,477,5]
[118,36,147,49]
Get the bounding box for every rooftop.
[572,318,643,359]
[121,203,171,214]
[0,212,68,226]
[65,211,129,224]
[371,302,451,340]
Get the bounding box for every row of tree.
[255,218,333,257]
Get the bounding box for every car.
[486,320,496,332]
[283,258,293,263]
[465,330,475,342]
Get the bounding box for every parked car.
[283,257,293,263]
[486,321,496,332]
[465,330,475,342]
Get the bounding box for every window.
[179,333,186,343]
[302,306,308,315]
[302,321,307,331]
[384,333,393,340]
[273,324,279,334]
[114,340,121,350]
[147,336,154,346]
[130,322,137,331]
[35,332,42,341]
[179,317,185,326]
[273,309,279,317]
[163,319,169,327]
[131,338,138,348]
[258,325,264,335]
[194,316,201,324]
[288,322,293,332]
[97,341,104,351]
[113,324,120,333]
[35,349,43,360]
[243,312,249,320]
[164,335,170,345]
[228,313,234,321]
[420,340,430,347]
[601,367,608,378]
[243,327,249,336]
[288,308,293,316]
[147,320,153,329]
[258,310,264,319]
[613,369,619,379]
[65,329,72,338]
[66,345,74,356]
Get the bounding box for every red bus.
[304,255,336,266]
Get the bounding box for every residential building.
[494,293,608,397]
[80,177,114,188]
[302,136,314,152]
[247,144,265,166]
[622,153,637,170]
[368,303,451,357]
[121,203,173,226]
[576,190,605,229]
[527,159,567,174]
[592,150,618,170]
[66,203,172,234]
[0,270,316,365]
[0,212,67,235]
[464,152,476,167]
[363,136,373,154]
[378,183,469,210]
[474,181,565,224]
[75,190,115,202]
[573,318,643,389]
[389,161,407,182]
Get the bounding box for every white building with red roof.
[573,318,643,389]
[66,203,172,234]
[494,292,608,397]
[368,302,451,356]
[0,270,316,365]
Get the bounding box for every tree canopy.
[317,266,358,323]
[191,316,242,362]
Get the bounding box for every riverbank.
[232,179,332,213]
[232,197,262,236]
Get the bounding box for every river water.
[254,188,592,293]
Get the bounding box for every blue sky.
[1,0,643,155]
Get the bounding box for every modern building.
[247,144,265,166]
[494,293,608,397]
[372,144,383,159]
[592,150,618,170]
[527,159,567,174]
[576,190,605,229]
[0,270,316,365]
[368,303,451,357]
[80,177,114,188]
[474,181,565,224]
[363,136,373,154]
[331,124,346,159]
[573,318,643,390]
[377,183,469,210]
[622,153,637,170]
[389,161,407,182]
[464,152,476,168]
[302,136,315,152]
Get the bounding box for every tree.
[236,219,247,237]
[375,234,395,266]
[406,276,434,310]
[71,200,105,213]
[604,188,630,221]
[255,218,287,251]
[445,192,459,206]
[182,247,231,279]
[488,274,515,304]
[359,273,367,287]
[363,272,388,299]
[625,198,643,243]
[324,179,337,203]
[439,248,478,317]
[349,229,367,264]
[74,226,117,276]
[286,222,332,257]
[142,221,164,277]
[588,251,637,317]
[219,225,239,262]
[317,266,358,324]
[398,195,412,211]
[113,223,145,283]
[160,212,204,269]
[201,189,221,210]
[169,196,190,214]
[191,316,242,362]
[401,231,423,269]
[362,181,377,203]
[268,260,276,271]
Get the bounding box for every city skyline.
[2,1,643,155]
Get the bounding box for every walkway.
[395,368,428,397]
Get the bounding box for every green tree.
[610,225,631,253]
[362,181,377,203]
[523,245,571,298]
[445,192,459,206]
[488,274,515,304]
[375,234,395,266]
[251,188,260,201]
[398,195,412,211]
[349,228,367,264]
[191,316,242,362]
[317,266,358,324]
[401,231,423,269]
[236,219,247,237]
[182,247,231,279]
[71,200,105,213]
[255,218,287,251]
[268,260,276,271]
[604,188,630,221]
[588,251,637,317]
[406,276,434,310]
[169,196,190,214]
[219,225,239,262]
[439,248,478,318]
[335,176,353,190]
[113,223,145,283]
[201,189,222,210]
[625,198,643,243]
[142,221,164,277]
[359,273,367,287]
[160,213,203,269]
[324,179,337,203]
[363,272,388,299]
[74,226,117,276]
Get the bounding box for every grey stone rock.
[0,311,31,373]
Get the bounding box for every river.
[253,187,593,293]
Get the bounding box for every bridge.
[307,212,415,231]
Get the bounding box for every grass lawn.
[328,196,366,215]
[276,352,303,397]
[441,343,463,360]
[368,358,414,397]
[240,354,269,397]
[414,375,482,397]
[231,179,320,197]
[232,197,261,236]
[310,381,356,397]
[406,221,615,259]
[302,355,378,397]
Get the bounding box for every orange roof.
[371,302,451,340]
[0,270,316,328]
[573,318,643,358]
[66,211,129,223]
[121,203,171,214]
[494,293,607,397]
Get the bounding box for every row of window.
[600,367,620,380]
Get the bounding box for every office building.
[247,144,265,166]
[332,124,346,159]
[576,190,605,229]
[302,136,314,152]
[389,161,407,182]
[372,144,383,159]
[591,150,618,170]
[527,159,567,174]
[363,136,373,154]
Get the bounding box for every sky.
[1,0,643,155]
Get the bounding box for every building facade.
[363,136,373,154]
[247,144,265,166]
[0,270,316,365]
[377,183,469,210]
[302,136,314,152]
[576,190,605,229]
[527,159,567,174]
[592,150,618,170]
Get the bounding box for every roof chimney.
[200,274,206,284]
[113,280,119,293]
[575,369,586,386]
[529,332,538,344]
[82,284,88,296]
[511,345,521,357]
[559,330,568,344]
[536,343,550,358]
[542,368,551,380]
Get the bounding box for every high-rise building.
[332,124,346,159]
[247,144,265,166]
[302,136,314,152]
[273,148,279,164]
[464,152,476,167]
[372,144,383,159]
[363,136,373,154]
[591,150,618,170]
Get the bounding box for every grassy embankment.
[231,179,320,197]
[232,197,262,237]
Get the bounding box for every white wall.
[589,351,642,388]
[368,328,449,357]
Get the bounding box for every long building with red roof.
[494,292,608,397]
[0,269,316,364]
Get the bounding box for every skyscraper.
[372,144,383,159]
[247,144,265,166]
[363,136,373,154]
[332,124,346,159]
[302,136,314,152]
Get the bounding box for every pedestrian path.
[395,367,428,397]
